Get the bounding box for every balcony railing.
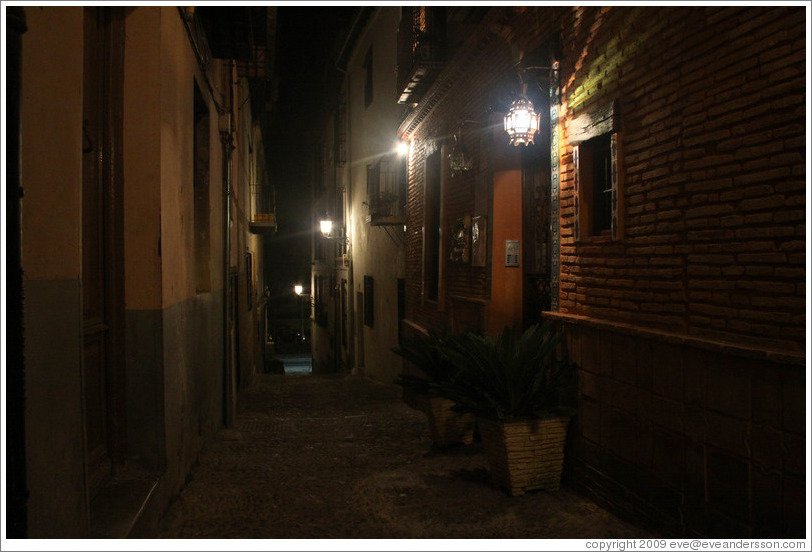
[396,8,446,105]
[366,155,407,226]
[249,183,277,234]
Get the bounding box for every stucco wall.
[19,5,261,537]
[21,6,89,537]
[346,7,407,384]
[123,7,163,312]
[488,169,524,335]
[118,5,233,529]
[311,109,338,374]
[155,6,229,498]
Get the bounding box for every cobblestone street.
[156,373,655,541]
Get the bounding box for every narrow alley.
[155,372,654,540]
[7,5,806,543]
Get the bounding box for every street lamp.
[396,140,409,157]
[294,284,305,342]
[319,218,349,245]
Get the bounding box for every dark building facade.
[10,6,276,537]
[396,6,806,537]
[311,7,409,382]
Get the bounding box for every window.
[363,275,374,327]
[367,153,407,224]
[341,279,348,347]
[572,100,621,241]
[314,275,328,327]
[336,187,347,256]
[423,147,442,301]
[575,134,612,237]
[363,47,373,107]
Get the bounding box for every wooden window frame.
[572,100,622,242]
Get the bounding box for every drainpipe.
[7,6,28,538]
[221,63,235,428]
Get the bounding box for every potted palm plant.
[393,331,477,448]
[433,321,577,495]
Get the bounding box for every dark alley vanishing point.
[155,373,654,539]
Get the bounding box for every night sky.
[263,7,356,320]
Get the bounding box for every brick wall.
[556,6,806,354]
[404,5,805,353]
[401,6,806,537]
[554,6,806,537]
[402,7,563,334]
[552,315,806,537]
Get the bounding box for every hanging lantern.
[448,132,473,176]
[504,83,539,146]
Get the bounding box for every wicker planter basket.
[477,415,571,496]
[415,395,476,447]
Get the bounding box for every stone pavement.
[155,372,656,540]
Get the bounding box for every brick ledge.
[542,311,805,366]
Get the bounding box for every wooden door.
[355,291,365,371]
[82,7,124,499]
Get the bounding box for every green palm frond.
[392,329,461,395]
[429,322,577,420]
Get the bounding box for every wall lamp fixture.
[319,219,350,245]
[293,284,310,342]
[396,140,410,157]
[504,82,539,146]
[504,64,559,147]
[449,120,481,176]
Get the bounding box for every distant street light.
[294,283,306,343]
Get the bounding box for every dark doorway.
[226,274,240,425]
[355,291,365,371]
[521,58,554,328]
[81,6,125,500]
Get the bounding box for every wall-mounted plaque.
[505,239,520,267]
[471,215,487,267]
[449,215,471,263]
